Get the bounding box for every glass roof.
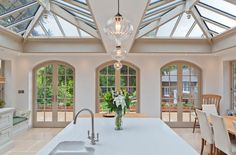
[0,0,97,38]
[140,0,236,38]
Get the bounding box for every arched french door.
[96,61,140,113]
[161,61,202,127]
[33,61,75,128]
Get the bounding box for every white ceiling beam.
[224,0,236,5]
[50,4,99,38]
[0,2,38,19]
[39,21,49,36]
[23,6,45,39]
[185,0,199,12]
[197,2,236,20]
[63,0,90,11]
[147,0,175,11]
[191,7,212,40]
[137,4,185,38]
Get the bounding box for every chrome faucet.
[73,108,99,145]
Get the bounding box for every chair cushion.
[13,116,28,126]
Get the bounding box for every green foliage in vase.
[100,90,136,113]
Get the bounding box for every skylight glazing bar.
[197,2,236,20]
[77,28,82,37]
[148,0,175,11]
[201,16,230,30]
[53,14,66,36]
[142,14,162,27]
[18,30,26,35]
[52,0,93,19]
[145,1,184,19]
[186,22,196,37]
[62,0,89,11]
[0,1,38,19]
[6,16,34,28]
[170,14,182,37]
[208,30,218,36]
[39,20,49,36]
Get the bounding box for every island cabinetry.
[0,108,14,154]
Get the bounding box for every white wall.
[2,53,219,120]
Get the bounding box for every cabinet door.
[0,113,12,131]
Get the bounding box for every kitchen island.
[37,118,199,155]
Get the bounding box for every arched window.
[161,61,202,127]
[96,61,140,113]
[33,61,75,128]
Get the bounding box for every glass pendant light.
[114,61,123,70]
[111,46,127,61]
[103,0,134,41]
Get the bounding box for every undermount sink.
[49,141,95,155]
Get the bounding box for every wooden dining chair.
[211,115,236,155]
[196,109,214,155]
[193,94,221,133]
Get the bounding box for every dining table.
[209,116,236,135]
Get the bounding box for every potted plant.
[0,99,5,108]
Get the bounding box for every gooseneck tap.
[73,108,99,145]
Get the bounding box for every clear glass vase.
[115,108,123,130]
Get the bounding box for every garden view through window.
[33,61,74,128]
[97,62,139,113]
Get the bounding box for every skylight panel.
[188,24,204,38]
[199,0,236,16]
[10,20,31,33]
[0,0,36,15]
[40,13,63,36]
[205,21,226,34]
[74,0,87,4]
[172,13,194,37]
[79,29,92,38]
[157,16,178,37]
[31,23,46,36]
[57,16,80,37]
[196,5,236,28]
[0,4,39,27]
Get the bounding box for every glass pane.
[107,65,115,75]
[0,0,36,15]
[129,76,136,86]
[120,65,128,75]
[205,21,226,34]
[129,68,136,75]
[157,16,178,37]
[40,13,63,36]
[58,112,65,122]
[31,23,46,36]
[199,0,236,16]
[173,13,195,37]
[10,20,31,33]
[99,75,107,86]
[37,112,44,122]
[197,5,236,28]
[66,112,73,122]
[45,112,52,122]
[188,24,204,38]
[57,16,80,37]
[107,76,115,86]
[0,4,39,27]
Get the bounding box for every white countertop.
[37,118,199,155]
[0,108,15,114]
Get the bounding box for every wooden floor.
[3,127,225,155]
